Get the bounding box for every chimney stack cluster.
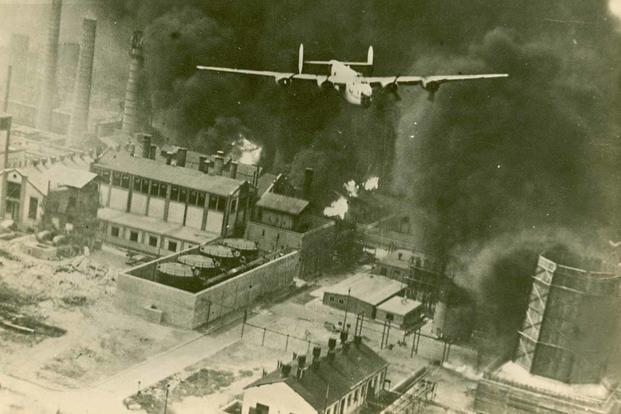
[36,0,62,131]
[122,31,145,135]
[68,17,97,143]
[176,147,187,168]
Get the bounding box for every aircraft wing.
[365,73,508,87]
[196,65,324,83]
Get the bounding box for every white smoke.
[343,180,359,197]
[323,196,349,219]
[363,176,379,191]
[234,136,262,165]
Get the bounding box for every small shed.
[322,273,404,319]
[376,296,423,328]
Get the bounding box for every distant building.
[93,148,253,255]
[375,296,424,329]
[245,173,336,277]
[374,249,445,313]
[0,155,96,233]
[322,273,404,319]
[242,336,388,414]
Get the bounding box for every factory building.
[374,248,445,313]
[474,253,621,414]
[242,336,388,414]
[93,145,253,255]
[115,240,299,328]
[322,273,404,319]
[245,172,336,277]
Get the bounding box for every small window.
[230,198,237,213]
[159,183,168,198]
[167,240,177,251]
[338,299,344,304]
[261,229,265,237]
[133,176,141,190]
[179,187,188,202]
[148,235,158,247]
[121,174,130,189]
[347,394,352,406]
[216,196,225,212]
[101,169,110,181]
[329,296,334,302]
[150,181,160,196]
[111,226,120,237]
[197,192,206,206]
[171,186,179,201]
[354,388,358,402]
[28,197,38,220]
[208,194,217,210]
[141,178,150,193]
[112,171,122,186]
[189,190,197,205]
[129,231,139,242]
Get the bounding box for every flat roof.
[97,208,219,244]
[324,273,404,306]
[16,157,95,195]
[256,192,309,215]
[95,150,243,196]
[377,296,422,316]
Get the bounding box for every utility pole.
[342,288,351,330]
[163,383,170,414]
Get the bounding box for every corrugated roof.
[377,296,422,317]
[247,342,387,410]
[16,157,95,195]
[256,192,309,215]
[95,150,243,196]
[324,273,404,306]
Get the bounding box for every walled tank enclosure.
[220,238,258,261]
[200,244,241,267]
[515,252,621,385]
[115,240,300,328]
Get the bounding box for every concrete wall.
[115,250,299,329]
[245,217,335,277]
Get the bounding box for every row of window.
[98,168,232,211]
[109,226,179,252]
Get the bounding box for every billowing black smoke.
[96,1,621,356]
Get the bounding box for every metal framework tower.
[515,254,621,384]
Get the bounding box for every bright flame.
[323,196,349,219]
[610,0,621,19]
[343,180,359,197]
[363,176,379,191]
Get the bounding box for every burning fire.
[234,136,262,165]
[363,176,379,191]
[323,176,380,219]
[323,196,349,219]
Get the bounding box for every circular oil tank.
[200,244,241,267]
[177,254,218,278]
[156,262,202,292]
[220,238,258,261]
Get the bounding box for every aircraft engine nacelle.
[383,82,398,94]
[317,79,335,91]
[275,76,293,87]
[422,80,441,101]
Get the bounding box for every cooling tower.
[68,18,96,143]
[36,0,62,131]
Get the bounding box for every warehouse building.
[375,296,424,329]
[322,273,404,319]
[93,147,252,255]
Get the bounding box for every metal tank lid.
[220,238,258,252]
[178,254,217,269]
[156,262,194,278]
[200,244,239,258]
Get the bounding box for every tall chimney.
[177,147,187,168]
[328,337,337,350]
[214,155,224,176]
[36,0,62,131]
[58,41,79,104]
[140,133,151,158]
[121,31,144,135]
[68,18,96,143]
[312,346,321,369]
[303,168,314,200]
[0,115,12,218]
[9,34,29,93]
[198,155,208,173]
[229,161,238,179]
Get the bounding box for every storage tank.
[177,254,218,278]
[515,252,621,384]
[432,284,474,342]
[199,244,241,267]
[220,238,258,262]
[156,262,201,292]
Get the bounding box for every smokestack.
[8,34,29,92]
[303,168,314,200]
[0,115,12,218]
[198,155,208,173]
[122,31,144,135]
[177,147,187,168]
[165,152,172,165]
[140,133,151,158]
[340,330,348,344]
[214,154,224,175]
[128,143,135,157]
[36,0,62,131]
[68,18,96,143]
[353,335,362,346]
[229,161,238,179]
[149,144,157,160]
[58,42,79,103]
[280,363,291,377]
[312,346,321,369]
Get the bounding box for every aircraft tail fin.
[298,43,304,73]
[305,46,374,67]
